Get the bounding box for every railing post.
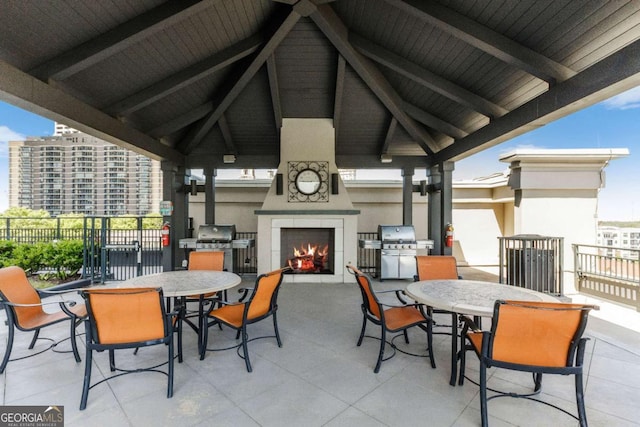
[573,243,580,293]
[5,217,10,241]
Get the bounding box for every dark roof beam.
[107,34,264,116]
[0,60,184,164]
[218,114,237,155]
[178,9,301,154]
[351,33,507,119]
[266,55,283,130]
[310,3,440,155]
[381,118,398,154]
[333,55,346,137]
[147,102,214,140]
[428,39,640,165]
[403,102,468,139]
[384,0,576,84]
[30,0,217,81]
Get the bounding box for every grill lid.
[196,224,236,242]
[378,225,417,243]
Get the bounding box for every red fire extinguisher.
[161,222,171,247]
[445,223,454,248]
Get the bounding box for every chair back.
[82,288,169,345]
[246,269,286,320]
[415,255,458,280]
[188,251,224,271]
[346,264,382,319]
[489,300,597,367]
[0,266,45,328]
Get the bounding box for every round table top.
[105,270,242,297]
[405,279,560,317]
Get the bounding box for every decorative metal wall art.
[287,161,329,202]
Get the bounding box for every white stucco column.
[500,148,628,293]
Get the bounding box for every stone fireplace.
[255,118,359,283]
[281,227,335,274]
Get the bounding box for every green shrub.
[0,240,16,267]
[41,240,84,280]
[10,242,47,274]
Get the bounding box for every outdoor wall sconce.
[331,173,339,194]
[276,173,283,195]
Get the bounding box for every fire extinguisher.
[445,223,454,248]
[161,222,171,247]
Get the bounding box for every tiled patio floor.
[1,268,639,426]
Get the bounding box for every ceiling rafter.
[107,34,264,116]
[381,117,397,154]
[403,101,467,140]
[218,114,237,155]
[333,55,346,138]
[266,54,283,130]
[428,38,640,165]
[178,9,302,154]
[0,59,184,164]
[30,0,217,81]
[384,0,576,84]
[147,101,214,140]
[310,3,440,155]
[351,33,508,119]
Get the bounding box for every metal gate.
[82,216,162,283]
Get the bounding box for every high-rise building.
[9,129,161,216]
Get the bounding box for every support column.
[427,161,454,255]
[402,166,415,226]
[161,161,189,271]
[204,167,217,224]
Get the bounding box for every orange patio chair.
[460,300,598,427]
[79,287,176,410]
[347,264,436,373]
[199,268,287,372]
[0,266,86,373]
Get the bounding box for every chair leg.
[109,349,116,371]
[273,312,282,347]
[403,329,409,344]
[241,326,252,373]
[480,362,489,427]
[80,345,93,410]
[426,321,436,369]
[575,371,588,427]
[28,329,40,349]
[0,322,15,373]
[533,372,543,392]
[167,335,174,398]
[374,326,386,373]
[70,317,81,363]
[357,314,367,346]
[199,316,209,360]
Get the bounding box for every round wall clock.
[295,168,322,195]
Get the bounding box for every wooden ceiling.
[2,0,640,170]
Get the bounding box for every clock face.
[295,169,322,195]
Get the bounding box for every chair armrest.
[376,288,410,304]
[2,299,78,308]
[459,315,481,334]
[237,287,254,302]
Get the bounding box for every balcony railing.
[573,243,640,311]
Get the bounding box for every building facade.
[9,131,161,216]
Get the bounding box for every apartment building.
[8,129,161,216]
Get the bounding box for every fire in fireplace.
[281,228,334,274]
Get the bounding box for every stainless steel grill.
[359,225,433,280]
[179,224,254,272]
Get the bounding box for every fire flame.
[287,243,329,272]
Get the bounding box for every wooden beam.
[147,102,214,139]
[351,33,508,119]
[266,55,283,130]
[381,118,398,154]
[218,114,237,155]
[107,34,263,116]
[310,3,440,154]
[0,60,184,164]
[384,0,576,84]
[333,55,346,137]
[403,102,468,139]
[427,39,640,165]
[30,0,216,81]
[178,9,301,154]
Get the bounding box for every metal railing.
[357,232,378,276]
[573,244,640,311]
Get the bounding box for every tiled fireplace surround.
[256,214,359,283]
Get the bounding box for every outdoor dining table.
[405,279,560,386]
[101,270,242,360]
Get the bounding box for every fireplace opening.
[281,228,335,274]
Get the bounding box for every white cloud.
[602,86,640,110]
[0,125,24,157]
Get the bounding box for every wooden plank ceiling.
[1,0,640,170]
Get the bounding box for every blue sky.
[1,88,639,220]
